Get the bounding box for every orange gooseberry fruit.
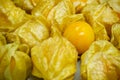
[63,21,94,54]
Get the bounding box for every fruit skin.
[63,21,94,54]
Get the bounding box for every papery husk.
[0,33,6,46]
[31,24,78,80]
[92,21,109,40]
[14,18,49,47]
[31,0,40,6]
[47,0,75,31]
[81,40,120,80]
[95,3,119,25]
[111,23,120,49]
[32,0,61,18]
[0,43,32,80]
[0,11,13,33]
[0,0,32,33]
[98,0,108,3]
[82,2,119,40]
[71,0,99,13]
[108,0,120,13]
[70,0,86,13]
[5,33,20,44]
[32,0,75,31]
[61,13,85,32]
[12,0,34,11]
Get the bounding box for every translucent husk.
[81,40,120,80]
[0,0,32,33]
[61,13,85,32]
[31,24,78,80]
[32,0,76,32]
[0,33,6,46]
[82,2,119,40]
[0,42,32,80]
[14,18,49,47]
[12,0,34,11]
[47,0,75,31]
[32,0,60,18]
[111,23,120,49]
[108,0,120,13]
[92,21,109,40]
